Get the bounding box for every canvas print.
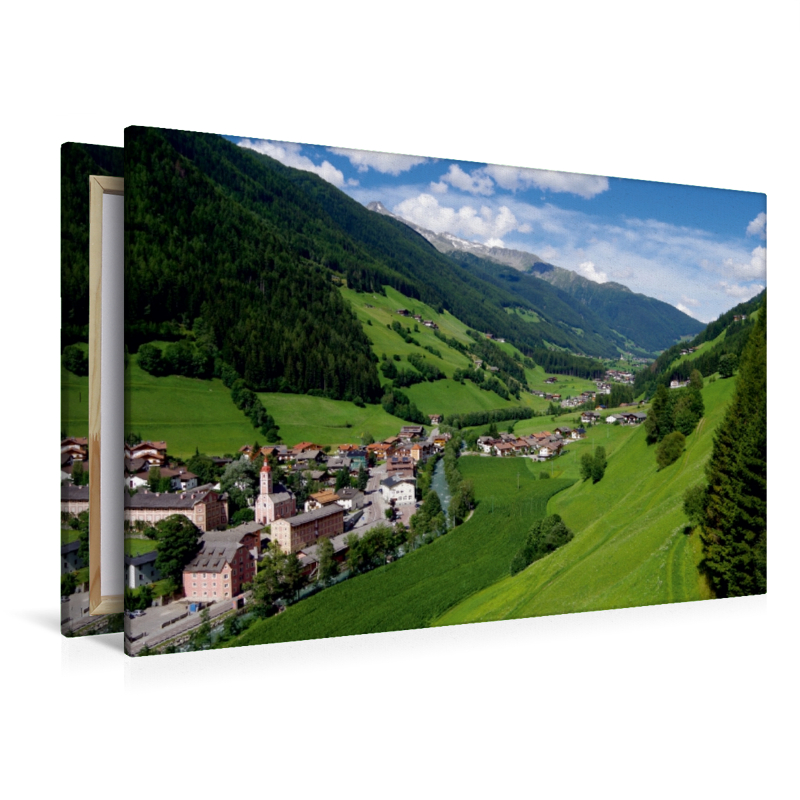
[60,142,124,636]
[122,126,766,655]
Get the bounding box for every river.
[430,457,452,527]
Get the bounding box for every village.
[60,397,647,649]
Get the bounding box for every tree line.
[683,295,766,597]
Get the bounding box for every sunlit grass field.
[434,377,735,626]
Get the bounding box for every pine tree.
[701,297,766,597]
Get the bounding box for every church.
[254,462,296,524]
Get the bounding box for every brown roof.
[310,490,340,506]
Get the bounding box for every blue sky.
[227,135,766,324]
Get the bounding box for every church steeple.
[260,462,273,495]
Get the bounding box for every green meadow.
[230,459,572,647]
[434,377,735,627]
[124,538,158,557]
[60,342,89,437]
[343,286,546,414]
[123,358,410,458]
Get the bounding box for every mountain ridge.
[366,200,704,352]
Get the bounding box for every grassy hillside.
[123,357,410,458]
[229,461,572,647]
[60,345,89,438]
[434,376,736,626]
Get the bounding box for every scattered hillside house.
[622,412,647,425]
[733,314,747,322]
[182,522,263,601]
[428,414,443,425]
[61,540,85,575]
[477,436,495,454]
[422,320,438,329]
[399,425,425,440]
[125,484,228,531]
[61,437,88,464]
[397,308,410,316]
[271,504,345,554]
[493,442,515,457]
[335,487,364,510]
[124,550,160,589]
[581,411,600,425]
[337,443,362,455]
[537,441,563,460]
[61,484,90,516]
[413,314,423,322]
[605,415,619,424]
[380,475,416,505]
[304,490,341,513]
[572,428,587,439]
[125,440,167,467]
[670,379,689,389]
[254,463,296,525]
[554,427,572,437]
[513,439,530,454]
[544,376,557,384]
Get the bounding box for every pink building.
[182,523,263,602]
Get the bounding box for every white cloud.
[484,164,609,198]
[393,193,521,244]
[681,295,700,308]
[746,212,766,238]
[577,260,608,283]
[718,281,765,299]
[429,181,449,194]
[440,164,495,196]
[237,139,346,187]
[722,245,766,280]
[677,303,700,319]
[329,147,427,175]
[485,238,505,248]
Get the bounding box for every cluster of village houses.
[531,369,635,410]
[60,367,650,622]
[60,418,457,608]
[476,408,647,460]
[396,308,439,329]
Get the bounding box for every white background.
[2,2,797,798]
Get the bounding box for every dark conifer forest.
[700,296,767,596]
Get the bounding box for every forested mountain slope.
[367,199,704,352]
[124,127,611,402]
